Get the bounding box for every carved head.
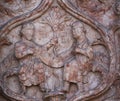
[72,21,86,39]
[20,22,35,41]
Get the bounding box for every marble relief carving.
[0,0,42,26]
[0,0,119,101]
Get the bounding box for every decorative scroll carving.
[114,0,120,15]
[0,0,118,101]
[63,0,116,27]
[114,20,120,75]
[0,0,42,26]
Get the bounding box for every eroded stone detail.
[114,0,120,16]
[0,0,42,26]
[68,0,116,27]
[0,0,118,101]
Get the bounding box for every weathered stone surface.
[0,0,119,101]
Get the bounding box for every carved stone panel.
[0,0,119,101]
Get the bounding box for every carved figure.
[15,23,45,92]
[63,21,93,92]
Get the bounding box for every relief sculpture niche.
[0,0,118,101]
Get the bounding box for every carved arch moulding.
[0,0,119,101]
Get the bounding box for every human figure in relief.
[63,21,93,92]
[15,23,45,93]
